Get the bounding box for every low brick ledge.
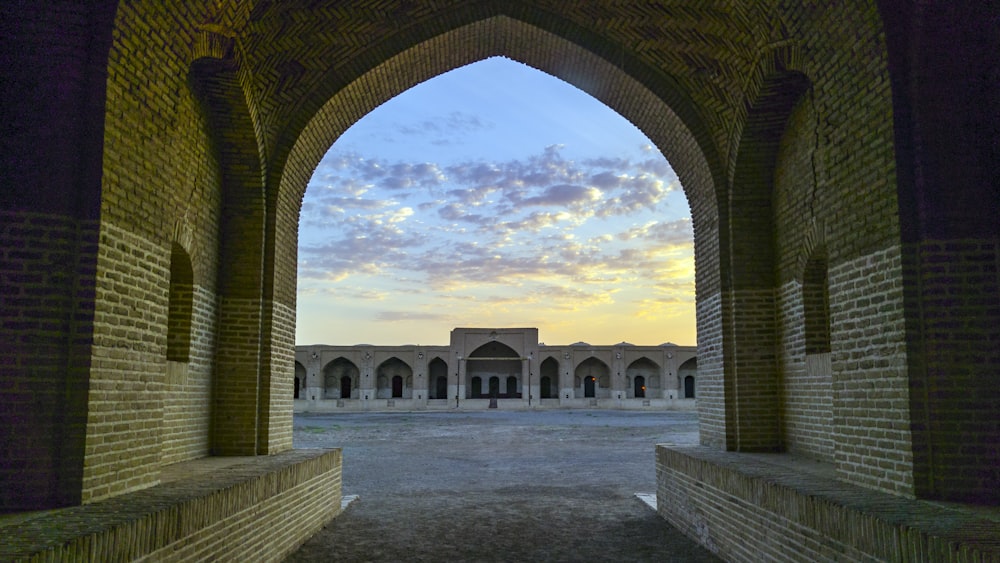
[0,449,342,562]
[656,445,1000,562]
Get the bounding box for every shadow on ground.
[285,410,719,562]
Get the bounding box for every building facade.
[295,328,697,411]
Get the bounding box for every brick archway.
[7,1,999,546]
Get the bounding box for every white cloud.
[299,138,692,338]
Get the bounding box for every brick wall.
[694,293,726,448]
[829,247,913,496]
[258,301,296,454]
[884,0,1000,503]
[84,1,228,500]
[0,213,98,509]
[0,0,114,510]
[212,297,264,455]
[773,88,834,462]
[161,284,217,465]
[904,240,1000,501]
[83,223,170,501]
[2,0,995,541]
[657,446,1000,562]
[779,2,908,493]
[1,450,342,562]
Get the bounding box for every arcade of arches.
[2,1,998,561]
[294,328,698,410]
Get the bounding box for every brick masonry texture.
[1,212,98,508]
[830,247,913,496]
[657,445,1000,562]
[0,449,341,562]
[903,239,1000,501]
[1,0,997,560]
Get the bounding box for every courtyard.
[285,410,718,562]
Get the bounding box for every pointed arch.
[293,361,306,399]
[575,357,609,399]
[189,46,272,455]
[539,357,559,399]
[719,64,812,452]
[678,357,698,399]
[466,341,520,399]
[428,357,449,400]
[626,357,660,399]
[322,357,359,400]
[376,357,413,399]
[274,14,724,414]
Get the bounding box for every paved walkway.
[285,410,719,562]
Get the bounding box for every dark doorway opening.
[584,376,595,398]
[341,375,352,399]
[489,376,500,398]
[634,376,645,398]
[392,375,403,398]
[684,375,695,399]
[429,358,448,399]
[540,358,558,399]
[294,377,300,399]
[472,377,482,398]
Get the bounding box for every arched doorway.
[266,0,935,506]
[428,358,449,399]
[575,357,609,399]
[634,376,646,398]
[505,376,518,398]
[678,358,697,399]
[540,376,552,399]
[32,0,996,549]
[324,358,359,400]
[377,357,413,399]
[539,357,559,399]
[294,360,307,400]
[466,341,521,400]
[626,357,659,399]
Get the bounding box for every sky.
[296,57,695,347]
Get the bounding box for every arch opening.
[467,342,521,400]
[287,16,718,354]
[539,357,559,399]
[324,357,360,400]
[376,358,413,399]
[678,357,697,400]
[428,358,449,399]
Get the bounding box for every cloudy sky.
[296,57,695,346]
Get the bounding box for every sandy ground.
[284,410,718,562]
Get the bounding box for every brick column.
[0,2,115,510]
[881,0,1000,502]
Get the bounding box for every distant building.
[295,327,697,411]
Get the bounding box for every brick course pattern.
[0,449,341,562]
[1,0,997,560]
[657,445,1000,562]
